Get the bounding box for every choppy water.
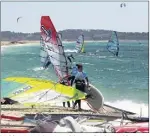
[1,41,148,116]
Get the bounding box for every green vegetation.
[2,29,148,41]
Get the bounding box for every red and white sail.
[40,16,70,81]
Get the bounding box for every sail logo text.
[13,86,32,95]
[41,25,52,37]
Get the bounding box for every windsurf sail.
[40,36,51,69]
[40,16,70,82]
[4,77,86,106]
[76,34,85,53]
[107,31,119,56]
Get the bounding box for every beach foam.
[79,100,149,117]
[64,49,77,53]
[32,67,45,71]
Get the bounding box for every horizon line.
[1,29,149,34]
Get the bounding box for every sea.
[1,41,149,117]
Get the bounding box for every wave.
[54,99,148,117]
[108,57,130,62]
[64,49,77,53]
[81,100,148,117]
[98,56,107,59]
[104,68,121,72]
[105,68,114,71]
[105,100,148,117]
[82,63,94,66]
[32,67,45,71]
[26,52,36,55]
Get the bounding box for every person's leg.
[78,100,81,110]
[77,83,85,110]
[67,101,70,107]
[63,102,65,107]
[73,100,78,109]
[72,101,74,106]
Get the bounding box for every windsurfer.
[67,64,79,86]
[44,60,51,69]
[72,64,89,110]
[116,46,119,56]
[67,54,74,64]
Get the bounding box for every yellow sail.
[4,77,86,107]
[81,43,85,53]
[76,34,85,53]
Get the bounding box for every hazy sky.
[1,2,148,33]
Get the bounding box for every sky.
[1,2,149,33]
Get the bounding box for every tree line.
[1,29,148,41]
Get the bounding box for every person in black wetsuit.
[115,46,119,57]
[67,64,79,86]
[72,64,89,110]
[44,60,51,69]
[61,64,80,108]
[67,54,74,64]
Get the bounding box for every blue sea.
[1,41,148,116]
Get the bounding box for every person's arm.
[70,76,75,86]
[85,77,89,87]
[72,76,76,86]
[68,76,75,86]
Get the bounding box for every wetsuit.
[67,54,74,63]
[44,60,51,69]
[116,46,119,56]
[72,71,88,110]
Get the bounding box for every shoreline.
[1,41,40,47]
[1,40,147,47]
[1,40,107,46]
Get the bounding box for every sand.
[1,40,110,47]
[1,41,40,46]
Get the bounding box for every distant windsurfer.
[72,64,89,110]
[67,54,74,64]
[107,31,119,57]
[116,52,119,57]
[68,64,79,86]
[115,46,119,57]
[43,59,51,69]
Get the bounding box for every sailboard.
[4,77,86,107]
[107,31,119,56]
[40,16,70,82]
[75,34,85,53]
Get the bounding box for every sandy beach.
[1,41,40,46]
[1,40,109,47]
